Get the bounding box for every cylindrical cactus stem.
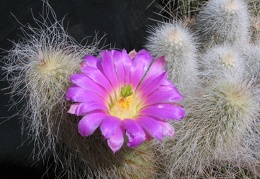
[145,22,198,93]
[60,129,158,179]
[251,16,260,44]
[241,44,260,84]
[199,44,245,86]
[243,117,260,176]
[247,0,260,44]
[241,45,260,172]
[194,0,251,49]
[2,0,99,163]
[157,74,259,178]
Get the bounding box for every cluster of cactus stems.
[1,0,259,178]
[146,0,259,178]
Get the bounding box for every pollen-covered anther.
[109,84,139,119]
[110,95,138,120]
[118,97,132,110]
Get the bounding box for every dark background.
[0,0,164,178]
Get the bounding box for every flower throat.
[109,84,138,120]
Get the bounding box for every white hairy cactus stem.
[195,0,251,48]
[155,75,258,178]
[199,44,246,86]
[2,0,100,165]
[145,22,198,94]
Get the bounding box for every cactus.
[247,0,260,44]
[242,45,260,84]
[155,75,259,178]
[158,0,207,26]
[194,0,251,48]
[2,0,259,178]
[145,0,260,178]
[60,135,157,179]
[1,2,162,179]
[198,44,246,85]
[145,22,198,94]
[2,1,100,163]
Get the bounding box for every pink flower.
[66,49,185,153]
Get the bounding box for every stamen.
[109,84,138,119]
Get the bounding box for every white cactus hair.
[2,0,100,163]
[199,44,246,85]
[145,22,196,58]
[195,0,251,48]
[242,44,260,84]
[1,0,259,178]
[155,74,259,178]
[247,0,260,44]
[60,138,157,179]
[145,21,198,92]
[148,0,260,178]
[242,44,260,170]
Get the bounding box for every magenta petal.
[123,119,146,148]
[121,49,132,84]
[144,56,167,80]
[81,66,112,92]
[138,72,167,98]
[75,102,108,116]
[100,116,121,139]
[140,103,185,121]
[134,49,153,62]
[107,127,124,153]
[100,50,118,88]
[162,79,178,88]
[158,121,175,137]
[67,103,79,114]
[129,49,137,59]
[136,116,163,140]
[66,87,104,103]
[70,74,107,97]
[112,50,125,85]
[83,55,100,68]
[112,50,132,85]
[78,112,107,136]
[143,86,184,105]
[131,50,153,89]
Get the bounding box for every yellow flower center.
[118,96,132,110]
[109,85,140,120]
